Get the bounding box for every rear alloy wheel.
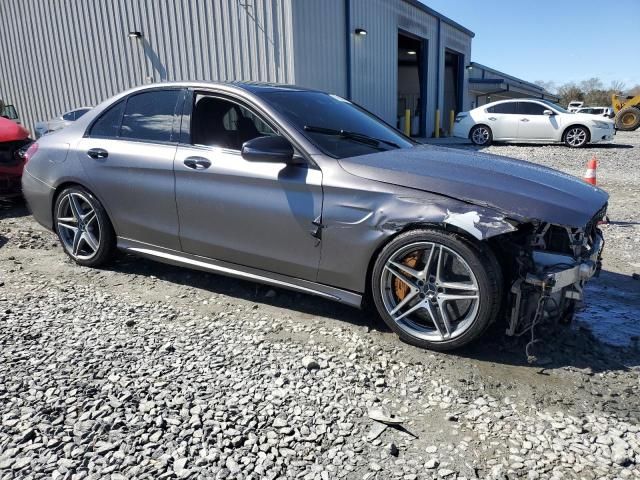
[564,126,589,148]
[371,229,502,351]
[470,125,492,146]
[54,186,115,267]
[615,106,640,131]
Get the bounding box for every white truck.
[567,101,584,112]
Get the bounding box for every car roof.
[122,81,323,96]
[483,98,547,107]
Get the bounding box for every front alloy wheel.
[470,125,492,146]
[564,126,588,148]
[371,229,502,350]
[54,186,114,267]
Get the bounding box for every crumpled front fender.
[317,190,517,292]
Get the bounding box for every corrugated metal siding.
[291,0,347,97]
[441,22,472,111]
[345,0,471,136]
[0,0,295,132]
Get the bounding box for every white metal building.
[0,0,474,137]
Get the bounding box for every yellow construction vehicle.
[612,93,640,131]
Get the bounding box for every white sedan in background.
[453,99,615,148]
[575,106,614,118]
[34,107,92,138]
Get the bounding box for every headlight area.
[492,218,605,360]
[591,120,612,130]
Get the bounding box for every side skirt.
[117,237,363,308]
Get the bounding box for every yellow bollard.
[435,109,440,138]
[449,110,455,136]
[404,109,411,137]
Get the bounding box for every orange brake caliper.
[394,252,420,301]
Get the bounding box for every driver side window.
[190,94,277,150]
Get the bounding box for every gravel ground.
[1,132,639,480]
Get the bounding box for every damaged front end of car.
[493,204,607,351]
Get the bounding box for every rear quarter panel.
[22,132,92,229]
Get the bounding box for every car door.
[484,102,519,139]
[516,101,558,141]
[76,88,184,250]
[173,91,323,281]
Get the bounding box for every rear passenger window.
[89,101,125,138]
[518,102,546,115]
[487,103,517,114]
[120,90,180,142]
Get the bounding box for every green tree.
[557,83,584,107]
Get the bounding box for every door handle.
[87,148,108,159]
[183,156,211,170]
[487,117,497,121]
[520,118,530,122]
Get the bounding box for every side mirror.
[543,109,554,116]
[241,135,294,163]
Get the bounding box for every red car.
[0,116,32,197]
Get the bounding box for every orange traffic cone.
[584,157,597,185]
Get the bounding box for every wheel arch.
[51,181,117,235]
[365,221,506,350]
[363,220,507,305]
[469,123,492,139]
[562,123,591,143]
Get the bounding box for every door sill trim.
[117,237,363,308]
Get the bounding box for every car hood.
[338,145,608,228]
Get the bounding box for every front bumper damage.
[504,214,605,339]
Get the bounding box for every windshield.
[258,90,414,158]
[540,100,571,114]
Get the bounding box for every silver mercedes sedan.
[21,82,608,351]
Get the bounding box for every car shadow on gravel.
[609,220,640,226]
[107,254,639,374]
[0,197,29,220]
[108,253,384,331]
[453,269,640,374]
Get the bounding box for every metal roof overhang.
[469,79,559,101]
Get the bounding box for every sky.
[421,0,640,90]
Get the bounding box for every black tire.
[615,106,640,131]
[53,185,115,267]
[370,228,503,351]
[469,125,492,146]
[563,125,590,148]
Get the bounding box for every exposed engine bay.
[494,204,607,360]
